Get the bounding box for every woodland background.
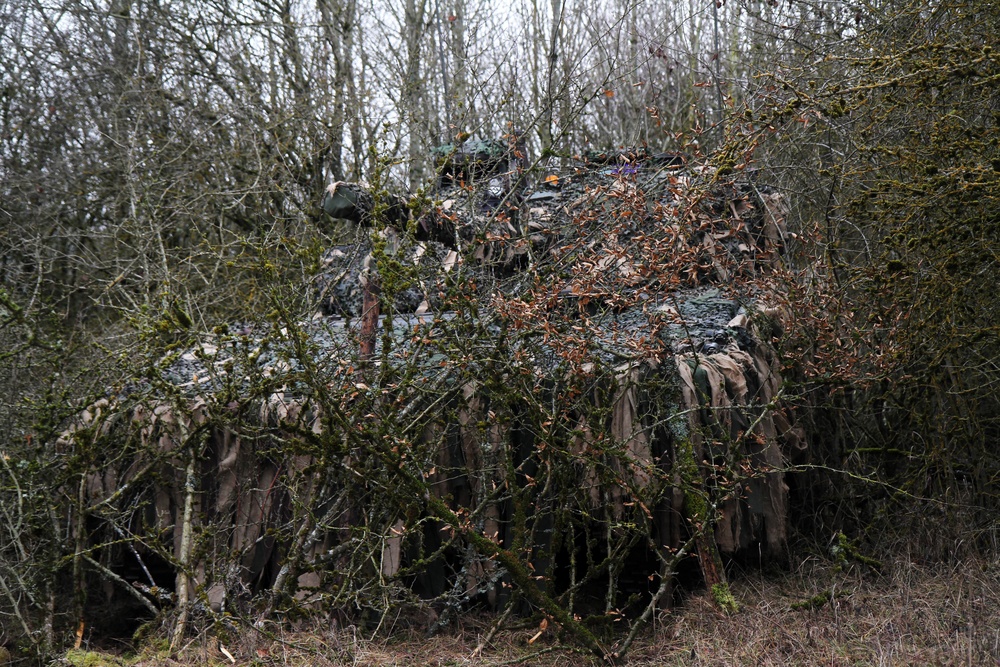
[2,0,1000,662]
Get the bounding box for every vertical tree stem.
[170,452,198,653]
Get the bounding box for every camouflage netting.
[56,138,806,650]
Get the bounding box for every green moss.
[711,582,739,614]
[831,532,883,571]
[64,649,127,667]
[791,589,832,610]
[676,438,708,520]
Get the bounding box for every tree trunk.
[170,452,198,652]
[403,0,429,190]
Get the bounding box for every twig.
[0,568,36,644]
[612,533,699,660]
[471,594,517,658]
[81,554,158,615]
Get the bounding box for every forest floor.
[66,556,1000,667]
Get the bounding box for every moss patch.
[711,582,739,614]
[64,650,128,667]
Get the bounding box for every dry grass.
[115,557,1000,667]
[627,557,1000,666]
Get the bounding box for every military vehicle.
[56,136,804,646]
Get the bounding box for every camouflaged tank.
[56,138,804,627]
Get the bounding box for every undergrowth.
[64,556,1000,667]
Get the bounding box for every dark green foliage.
[741,0,1000,554]
[835,2,1000,539]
